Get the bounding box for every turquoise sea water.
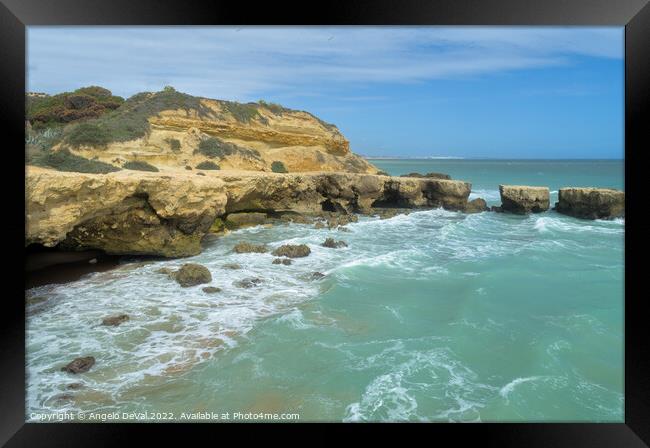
[26,159,624,422]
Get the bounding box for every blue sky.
[27,27,624,158]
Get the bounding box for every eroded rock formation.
[26,167,473,257]
[499,185,550,214]
[554,188,624,219]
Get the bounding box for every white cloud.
[27,26,622,100]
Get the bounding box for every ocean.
[26,159,624,422]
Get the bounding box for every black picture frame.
[2,0,648,445]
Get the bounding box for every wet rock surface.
[202,286,221,294]
[101,314,129,326]
[272,244,311,258]
[234,277,264,288]
[233,242,268,254]
[174,263,212,287]
[62,356,95,374]
[465,198,488,214]
[272,258,292,265]
[322,238,347,248]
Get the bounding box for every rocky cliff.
[26,167,472,257]
[27,87,377,174]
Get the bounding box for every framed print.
[2,0,648,445]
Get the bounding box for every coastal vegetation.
[123,160,159,172]
[271,161,288,173]
[196,161,220,170]
[30,148,121,174]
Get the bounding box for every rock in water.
[62,356,95,374]
[202,286,221,294]
[234,278,264,288]
[321,238,347,248]
[174,263,212,287]
[311,272,326,280]
[272,244,311,258]
[233,242,268,253]
[222,263,242,270]
[555,188,624,219]
[465,198,488,214]
[101,314,129,326]
[499,185,549,214]
[272,258,292,265]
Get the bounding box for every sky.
[27,27,624,159]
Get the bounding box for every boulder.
[322,238,347,248]
[272,244,311,258]
[233,242,268,253]
[202,286,221,294]
[61,356,95,374]
[101,314,129,326]
[499,185,549,214]
[465,198,488,214]
[272,258,292,265]
[554,188,624,219]
[174,263,212,287]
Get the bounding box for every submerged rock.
[66,383,84,390]
[62,356,95,374]
[310,272,326,280]
[202,286,221,294]
[101,314,129,326]
[222,263,242,270]
[174,263,212,287]
[554,188,624,220]
[233,242,268,253]
[272,244,311,258]
[234,277,264,288]
[322,238,347,248]
[465,198,488,214]
[272,258,292,265]
[499,185,550,214]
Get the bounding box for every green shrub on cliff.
[166,138,181,151]
[196,137,261,159]
[31,148,121,174]
[26,86,124,130]
[65,123,112,148]
[196,161,220,170]
[62,87,212,146]
[123,160,159,172]
[221,101,262,123]
[271,161,288,173]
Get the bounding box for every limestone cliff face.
[499,185,550,214]
[26,167,472,257]
[60,93,377,174]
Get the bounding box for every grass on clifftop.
[63,86,213,148]
[123,160,159,172]
[26,86,125,130]
[30,148,122,174]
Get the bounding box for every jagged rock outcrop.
[499,185,550,214]
[26,166,472,257]
[554,188,624,219]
